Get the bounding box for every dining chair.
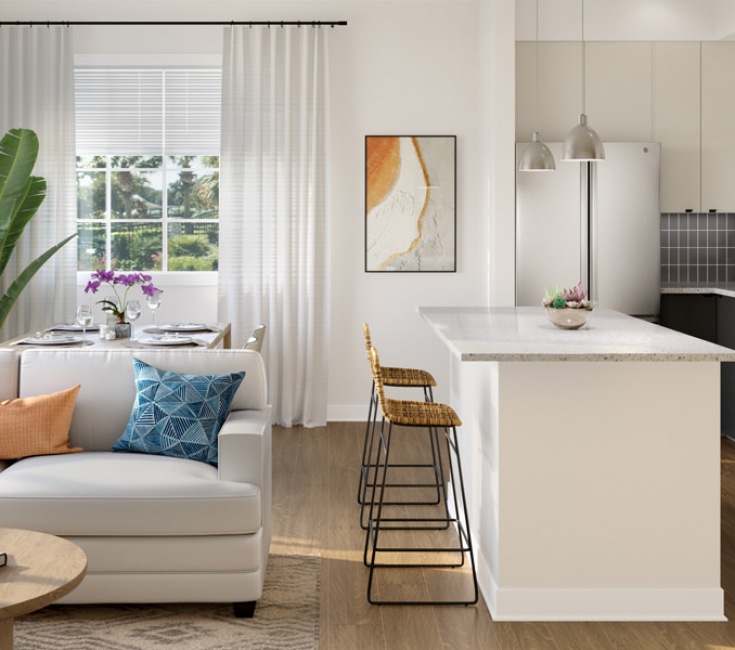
[244,325,266,352]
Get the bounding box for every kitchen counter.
[662,285,735,299]
[420,306,731,622]
[420,306,735,362]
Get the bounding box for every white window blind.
[75,69,221,155]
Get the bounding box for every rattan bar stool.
[363,346,478,606]
[359,324,444,530]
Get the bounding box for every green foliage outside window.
[76,155,219,272]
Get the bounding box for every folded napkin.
[143,324,220,334]
[49,323,101,332]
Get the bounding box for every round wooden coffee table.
[0,528,87,649]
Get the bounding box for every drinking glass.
[146,292,161,326]
[75,305,93,346]
[126,300,142,337]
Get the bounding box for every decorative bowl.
[545,307,592,330]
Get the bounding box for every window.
[75,69,221,272]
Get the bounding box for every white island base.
[421,307,735,621]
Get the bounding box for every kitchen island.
[420,306,735,621]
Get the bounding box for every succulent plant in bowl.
[542,282,593,329]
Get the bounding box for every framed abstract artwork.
[364,135,456,272]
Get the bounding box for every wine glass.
[126,300,142,338]
[75,305,93,346]
[146,292,161,326]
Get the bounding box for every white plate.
[137,336,195,346]
[21,336,83,346]
[51,323,101,332]
[158,323,211,332]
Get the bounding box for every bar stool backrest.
[369,346,388,415]
[362,323,374,361]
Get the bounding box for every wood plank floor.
[271,422,735,649]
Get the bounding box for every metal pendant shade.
[562,0,605,162]
[518,0,555,172]
[519,132,556,171]
[562,113,605,161]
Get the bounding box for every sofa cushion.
[0,452,261,536]
[0,385,82,460]
[18,349,268,452]
[112,359,245,466]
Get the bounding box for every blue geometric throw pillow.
[112,358,246,466]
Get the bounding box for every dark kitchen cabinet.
[660,292,735,437]
[717,296,735,437]
[659,293,717,342]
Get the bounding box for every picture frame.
[364,135,456,272]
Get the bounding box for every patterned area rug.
[15,555,320,650]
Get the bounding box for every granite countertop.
[662,285,735,299]
[419,306,735,362]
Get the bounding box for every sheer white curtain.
[219,26,331,427]
[0,26,77,340]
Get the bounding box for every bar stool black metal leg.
[360,385,446,530]
[359,399,383,528]
[364,418,392,569]
[443,425,479,604]
[365,423,478,606]
[357,380,376,503]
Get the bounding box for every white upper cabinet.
[585,42,653,143]
[515,42,537,142]
[653,42,701,213]
[702,42,735,213]
[516,42,583,143]
[517,42,654,144]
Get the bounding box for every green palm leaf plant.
[0,128,77,330]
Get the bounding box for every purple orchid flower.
[84,270,162,323]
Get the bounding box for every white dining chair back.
[244,324,266,352]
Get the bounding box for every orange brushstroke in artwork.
[366,137,401,214]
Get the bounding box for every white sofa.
[0,347,271,617]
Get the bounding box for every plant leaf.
[0,175,46,277]
[0,232,77,330]
[0,129,40,241]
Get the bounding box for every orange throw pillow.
[0,386,83,459]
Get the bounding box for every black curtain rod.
[0,20,347,27]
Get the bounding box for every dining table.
[0,322,232,350]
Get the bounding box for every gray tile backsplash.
[660,213,735,286]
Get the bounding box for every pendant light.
[562,0,605,161]
[518,0,555,171]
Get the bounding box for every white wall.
[480,0,516,307]
[1,0,487,417]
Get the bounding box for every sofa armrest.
[217,407,272,485]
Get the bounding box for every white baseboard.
[478,550,726,621]
[326,404,366,422]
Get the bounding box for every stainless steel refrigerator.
[515,142,661,317]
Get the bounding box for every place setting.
[12,305,98,347]
[12,333,88,347]
[131,299,214,347]
[134,320,222,348]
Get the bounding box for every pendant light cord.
[535,0,540,128]
[581,0,586,114]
